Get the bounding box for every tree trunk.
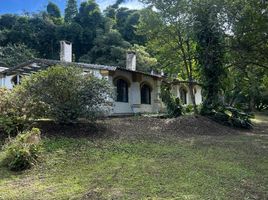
[176,33,198,114]
[249,96,255,111]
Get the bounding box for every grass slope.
[0,115,267,200]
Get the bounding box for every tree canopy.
[139,0,268,112]
[47,2,61,18]
[0,0,152,68]
[0,43,37,67]
[64,0,78,23]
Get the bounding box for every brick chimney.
[60,41,72,62]
[126,51,136,71]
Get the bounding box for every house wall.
[172,83,202,105]
[194,85,203,104]
[0,76,3,88]
[0,65,202,115]
[0,75,14,89]
[107,70,163,115]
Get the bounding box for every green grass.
[0,117,268,199]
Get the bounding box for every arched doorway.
[114,78,129,103]
[141,84,151,104]
[180,87,187,105]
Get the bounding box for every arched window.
[116,79,128,102]
[141,84,151,104]
[11,75,21,86]
[180,87,187,105]
[193,87,197,94]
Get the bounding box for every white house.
[0,41,203,115]
[170,80,203,105]
[0,66,9,88]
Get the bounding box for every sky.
[0,0,145,15]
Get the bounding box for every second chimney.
[60,41,72,62]
[126,51,136,71]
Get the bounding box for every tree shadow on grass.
[35,120,115,140]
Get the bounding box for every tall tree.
[123,11,145,44]
[79,29,131,66]
[47,2,61,18]
[0,13,59,59]
[75,0,104,58]
[222,0,268,110]
[224,66,268,111]
[139,1,198,113]
[64,0,78,23]
[226,0,268,70]
[130,44,157,72]
[193,0,226,114]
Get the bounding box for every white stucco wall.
[108,70,163,115]
[0,75,14,89]
[194,85,202,105]
[82,68,161,115]
[173,83,202,105]
[0,77,3,88]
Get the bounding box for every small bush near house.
[183,104,195,114]
[11,65,114,123]
[160,83,182,117]
[1,128,42,171]
[0,88,30,137]
[0,115,26,137]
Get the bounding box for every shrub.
[256,90,268,111]
[160,83,182,117]
[0,115,26,137]
[209,106,253,129]
[183,104,194,114]
[0,88,10,114]
[12,65,114,123]
[0,88,30,137]
[1,128,42,171]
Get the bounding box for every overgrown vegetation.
[139,0,267,126]
[0,66,113,124]
[0,88,30,137]
[211,107,253,129]
[1,128,42,171]
[160,83,183,117]
[0,44,37,67]
[193,0,226,114]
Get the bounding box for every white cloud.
[96,0,115,10]
[120,0,145,10]
[96,0,144,10]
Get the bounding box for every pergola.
[2,58,117,76]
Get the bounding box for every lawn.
[0,115,267,200]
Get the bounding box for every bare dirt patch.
[36,115,266,139]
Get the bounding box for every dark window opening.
[141,84,151,104]
[180,88,187,105]
[11,75,21,85]
[116,79,128,102]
